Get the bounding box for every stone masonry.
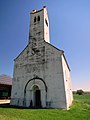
[10,6,73,109]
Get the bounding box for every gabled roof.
[45,41,70,71]
[14,45,28,61]
[62,54,70,71]
[14,40,70,71]
[45,41,64,53]
[0,75,12,85]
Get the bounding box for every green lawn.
[0,94,90,120]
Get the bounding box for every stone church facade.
[11,6,73,109]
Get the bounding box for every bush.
[76,89,84,95]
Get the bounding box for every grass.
[0,94,90,120]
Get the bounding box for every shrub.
[76,89,84,95]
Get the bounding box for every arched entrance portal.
[33,85,41,107]
[24,77,47,108]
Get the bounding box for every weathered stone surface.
[11,6,73,109]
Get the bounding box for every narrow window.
[45,19,48,26]
[38,16,40,21]
[34,17,36,22]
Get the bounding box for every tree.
[76,89,84,95]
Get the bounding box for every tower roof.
[30,6,47,14]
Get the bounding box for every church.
[10,6,73,109]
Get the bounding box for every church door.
[35,90,41,107]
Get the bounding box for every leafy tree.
[76,89,84,95]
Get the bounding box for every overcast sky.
[0,0,90,91]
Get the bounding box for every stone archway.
[24,77,47,108]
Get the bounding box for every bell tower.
[29,6,50,48]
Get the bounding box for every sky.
[0,0,90,91]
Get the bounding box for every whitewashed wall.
[11,6,73,109]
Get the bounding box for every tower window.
[34,17,36,22]
[45,19,48,26]
[38,16,40,21]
